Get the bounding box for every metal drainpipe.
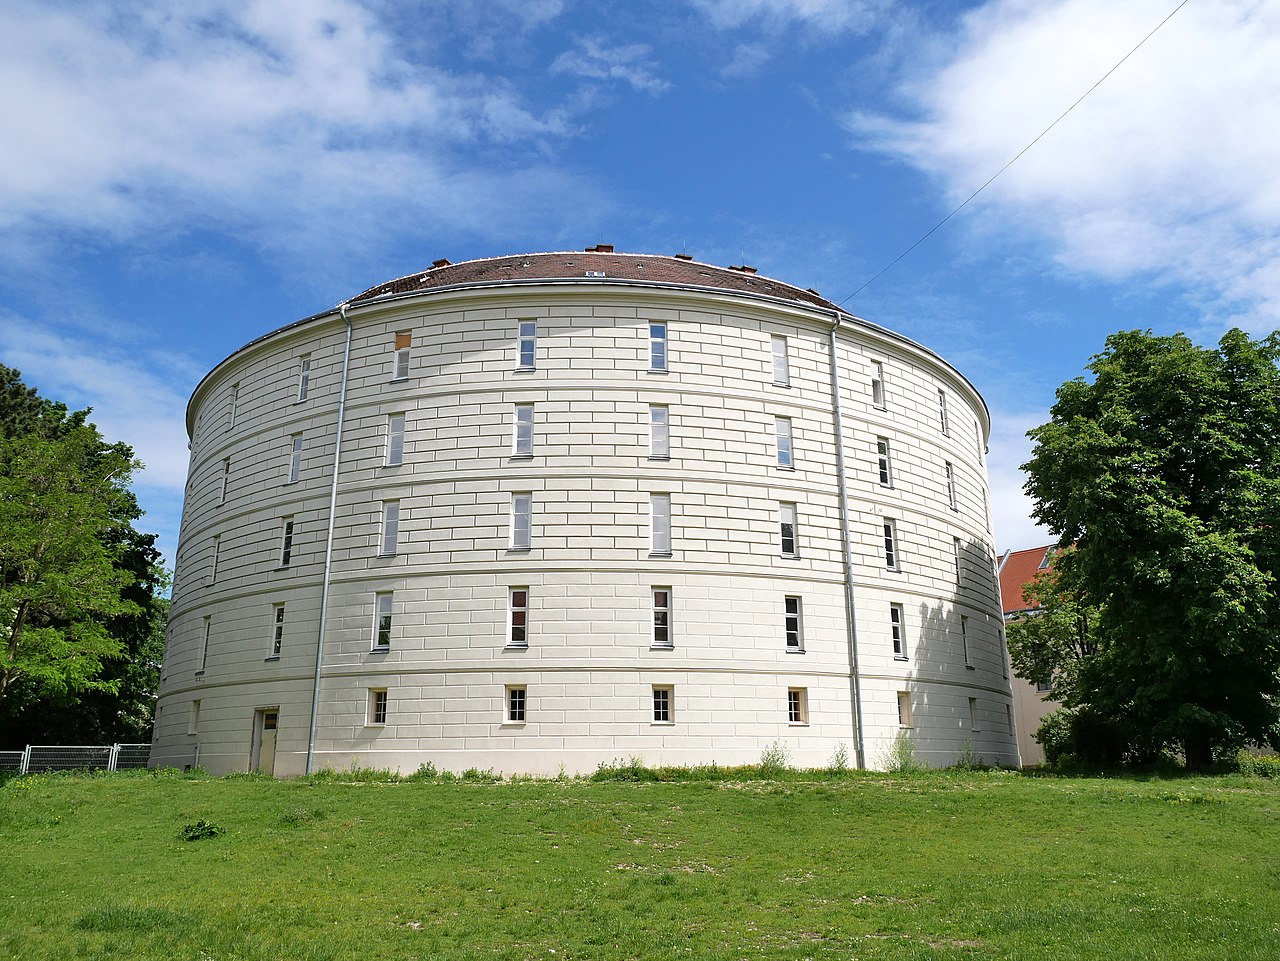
[828,314,867,770]
[305,303,354,775]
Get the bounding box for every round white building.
[152,247,1019,776]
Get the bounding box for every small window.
[871,362,885,409]
[297,355,311,401]
[506,685,527,723]
[392,332,411,381]
[211,534,220,583]
[188,699,200,736]
[369,689,388,726]
[510,494,532,551]
[969,696,980,731]
[938,389,950,436]
[288,434,302,483]
[227,383,239,432]
[883,519,899,570]
[517,321,537,370]
[876,437,893,487]
[271,604,285,657]
[974,418,984,457]
[779,502,798,557]
[771,335,790,387]
[649,493,671,556]
[787,688,808,725]
[1001,628,1009,680]
[198,616,211,673]
[1036,679,1055,694]
[652,685,673,723]
[961,614,971,668]
[513,404,534,457]
[1006,704,1014,734]
[220,457,230,503]
[784,596,803,652]
[652,588,672,649]
[897,691,912,727]
[649,405,670,459]
[279,518,294,567]
[380,501,400,556]
[890,603,906,660]
[946,461,958,511]
[649,322,668,371]
[386,414,405,467]
[953,537,963,588]
[509,588,529,647]
[775,416,794,468]
[372,592,393,650]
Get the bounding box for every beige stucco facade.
[152,252,1020,775]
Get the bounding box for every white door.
[253,709,279,775]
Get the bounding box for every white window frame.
[297,355,311,402]
[652,587,672,649]
[210,534,220,583]
[787,687,808,725]
[883,519,899,570]
[288,434,302,483]
[509,587,529,648]
[372,592,393,651]
[279,517,294,567]
[506,685,527,723]
[649,493,671,556]
[939,388,950,436]
[961,614,972,668]
[876,437,893,487]
[779,502,798,558]
[510,493,532,551]
[1006,704,1014,734]
[369,689,388,726]
[227,383,239,431]
[652,685,673,723]
[946,461,958,511]
[784,595,804,652]
[188,699,200,736]
[771,334,790,387]
[969,696,980,731]
[386,413,406,467]
[380,500,400,556]
[512,403,534,457]
[392,332,411,381]
[649,322,668,372]
[270,603,285,658]
[953,536,963,588]
[517,320,536,370]
[897,691,913,728]
[775,416,794,469]
[891,603,907,660]
[649,405,670,459]
[220,457,230,503]
[871,362,885,409]
[198,616,211,674]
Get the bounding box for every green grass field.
[3,767,1279,960]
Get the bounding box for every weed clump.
[179,819,224,841]
[882,732,928,774]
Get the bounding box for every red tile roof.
[350,249,841,311]
[998,545,1056,615]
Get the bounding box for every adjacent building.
[999,544,1063,765]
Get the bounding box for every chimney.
[674,253,693,261]
[431,258,452,268]
[586,244,614,253]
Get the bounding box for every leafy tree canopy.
[1023,329,1280,768]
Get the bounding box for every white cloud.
[721,43,772,79]
[693,0,884,33]
[846,0,1280,332]
[985,407,1052,552]
[550,36,670,94]
[0,0,592,261]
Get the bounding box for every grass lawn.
[2,768,1279,960]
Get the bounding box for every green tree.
[1005,556,1101,705]
[1023,329,1280,768]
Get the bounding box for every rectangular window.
[652,685,672,723]
[775,416,794,468]
[297,355,311,401]
[510,494,532,550]
[939,389,950,436]
[211,535,220,583]
[946,461,958,510]
[871,362,885,408]
[506,685,526,723]
[513,403,534,457]
[953,536,963,588]
[787,688,808,724]
[220,457,230,503]
[380,501,400,556]
[649,405,670,459]
[517,320,536,370]
[771,334,790,386]
[372,592,393,650]
[784,596,803,651]
[649,322,668,371]
[227,383,239,431]
[969,696,980,731]
[188,699,200,736]
[393,332,411,381]
[883,519,899,570]
[961,614,972,667]
[1006,704,1014,734]
[652,588,672,648]
[649,493,671,556]
[1036,679,1055,694]
[279,518,294,567]
[974,418,984,457]
[1001,628,1009,679]
[509,588,529,647]
[779,502,798,557]
[271,604,285,657]
[369,689,388,726]
[198,616,211,673]
[288,434,302,483]
[897,691,913,727]
[876,437,893,487]
[386,413,406,466]
[890,603,906,659]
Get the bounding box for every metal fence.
[0,743,151,775]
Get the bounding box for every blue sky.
[2,0,1277,572]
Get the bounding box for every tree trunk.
[1183,734,1213,771]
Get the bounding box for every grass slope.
[2,769,1279,960]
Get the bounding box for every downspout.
[828,314,867,770]
[306,303,354,775]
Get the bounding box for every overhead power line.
[838,0,1192,309]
